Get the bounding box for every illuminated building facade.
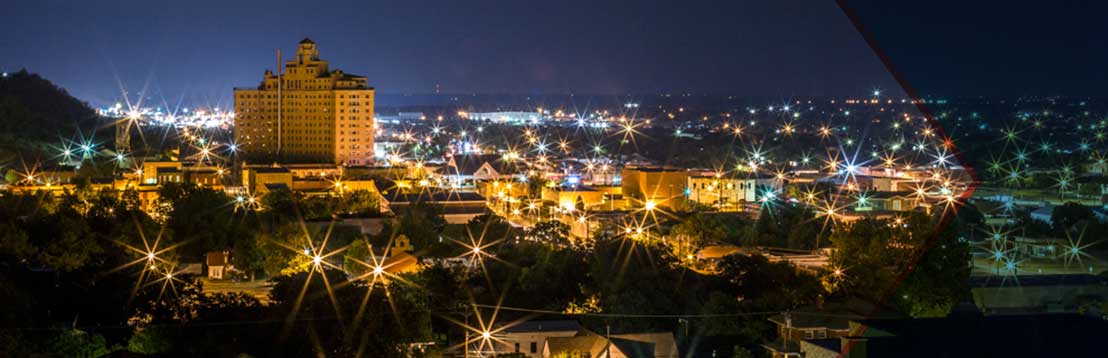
[686,174,776,208]
[234,38,375,165]
[621,166,690,210]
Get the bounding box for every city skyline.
[2,1,1107,357]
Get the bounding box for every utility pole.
[785,310,793,347]
[605,324,611,358]
[457,302,472,358]
[465,311,470,358]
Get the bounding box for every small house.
[206,251,233,280]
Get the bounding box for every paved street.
[202,278,274,304]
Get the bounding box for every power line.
[475,304,772,318]
[473,304,884,319]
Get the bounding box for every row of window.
[237,93,353,100]
[281,136,332,141]
[803,329,829,340]
[235,109,371,116]
[688,182,758,190]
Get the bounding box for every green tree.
[753,204,819,249]
[525,220,570,246]
[26,208,101,271]
[395,201,447,250]
[127,327,173,354]
[714,254,821,309]
[344,238,373,277]
[261,186,300,220]
[157,182,255,257]
[269,269,430,357]
[232,231,266,280]
[256,223,309,277]
[338,189,380,216]
[671,213,729,247]
[895,219,972,317]
[48,329,110,358]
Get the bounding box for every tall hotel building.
[234,38,375,165]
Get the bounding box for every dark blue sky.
[843,0,1108,98]
[0,0,901,107]
[1,0,1102,108]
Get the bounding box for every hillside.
[0,70,102,162]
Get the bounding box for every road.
[971,255,1107,276]
[202,278,273,304]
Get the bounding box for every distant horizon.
[8,68,1106,113]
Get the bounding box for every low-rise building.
[856,191,924,212]
[444,153,522,187]
[542,184,625,212]
[206,251,233,280]
[686,173,776,210]
[243,166,293,195]
[621,166,690,210]
[1010,236,1068,259]
[544,330,664,358]
[764,298,900,358]
[490,320,581,358]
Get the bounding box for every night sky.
[1,0,1103,107]
[844,0,1108,98]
